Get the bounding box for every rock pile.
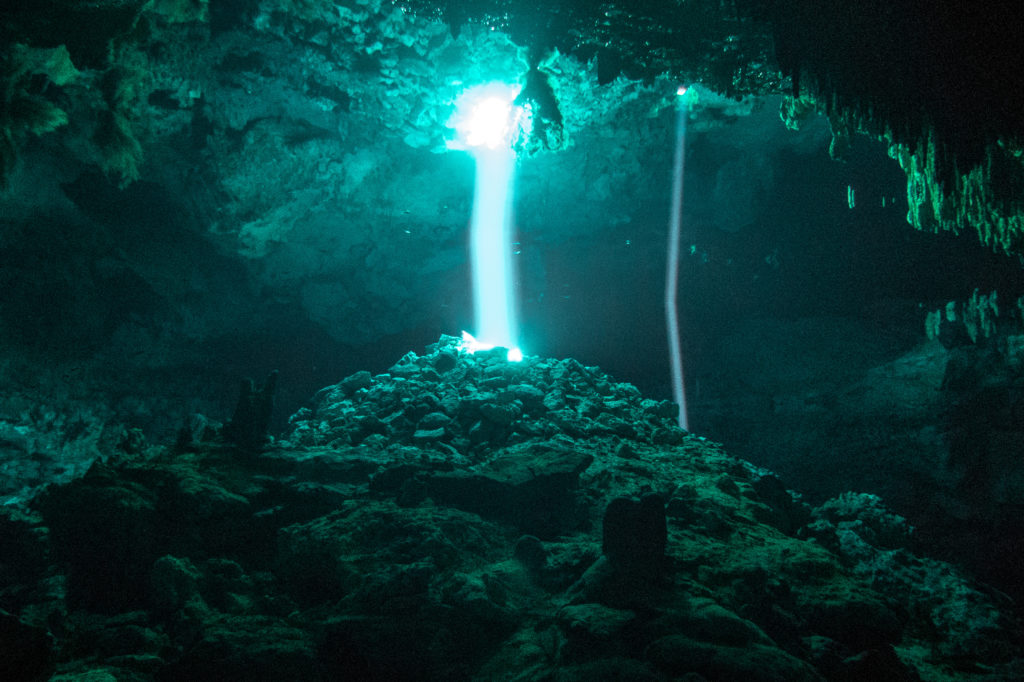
[287,335,686,454]
[0,337,1020,681]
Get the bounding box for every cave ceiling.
[1,0,1023,349]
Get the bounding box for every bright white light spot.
[448,83,525,151]
[676,85,688,97]
[470,97,514,148]
[459,331,523,363]
[460,330,492,354]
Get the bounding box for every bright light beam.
[449,84,525,361]
[471,145,518,352]
[666,87,689,430]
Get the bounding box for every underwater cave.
[1,1,1024,679]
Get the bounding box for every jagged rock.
[156,616,319,682]
[747,473,810,535]
[0,609,53,681]
[832,645,922,682]
[667,598,777,647]
[645,633,822,681]
[601,493,667,578]
[558,603,637,660]
[814,492,914,551]
[0,506,49,583]
[427,440,593,538]
[149,555,202,614]
[338,370,373,396]
[71,611,169,665]
[433,350,458,374]
[554,657,664,681]
[513,534,546,573]
[805,593,905,652]
[223,371,278,451]
[36,462,161,612]
[0,339,1018,679]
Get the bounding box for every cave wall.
[755,0,1024,251]
[1,1,744,443]
[3,1,1024,564]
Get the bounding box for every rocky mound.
[1,336,1021,681]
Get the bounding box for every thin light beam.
[666,89,689,430]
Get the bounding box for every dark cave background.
[522,102,1024,404]
[4,3,1024,680]
[2,0,1024,611]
